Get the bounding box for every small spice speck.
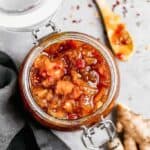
[76,5,80,10]
[112,0,120,11]
[88,3,93,8]
[136,13,140,17]
[122,6,128,17]
[72,19,82,24]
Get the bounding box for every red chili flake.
[116,53,125,60]
[76,59,85,69]
[112,0,120,11]
[59,40,78,52]
[72,19,82,24]
[88,3,93,8]
[66,40,78,49]
[136,13,140,17]
[76,5,80,10]
[68,113,78,120]
[122,6,128,17]
[93,50,100,58]
[72,20,77,23]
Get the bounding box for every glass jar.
[0,1,120,148]
[19,31,120,130]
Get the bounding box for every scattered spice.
[112,0,120,11]
[88,3,93,8]
[111,0,143,19]
[136,13,140,17]
[72,19,82,24]
[72,20,77,23]
[76,5,80,10]
[122,6,128,17]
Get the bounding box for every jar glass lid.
[0,0,62,31]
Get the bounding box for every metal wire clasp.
[81,117,116,150]
[32,20,61,45]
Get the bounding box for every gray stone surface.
[0,0,150,149]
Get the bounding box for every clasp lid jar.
[0,0,62,31]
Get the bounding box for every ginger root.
[139,143,150,150]
[123,133,137,150]
[116,121,123,133]
[115,103,150,150]
[117,104,150,144]
[107,103,150,150]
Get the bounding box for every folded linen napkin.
[0,51,70,150]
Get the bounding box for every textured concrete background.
[0,0,150,149]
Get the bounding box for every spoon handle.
[95,0,106,9]
[94,0,112,18]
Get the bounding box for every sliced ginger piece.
[95,0,134,61]
[124,133,137,150]
[116,120,123,133]
[139,143,150,150]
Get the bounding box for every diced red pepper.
[68,113,78,120]
[116,53,125,60]
[76,59,85,69]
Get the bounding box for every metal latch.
[81,117,116,150]
[32,20,61,45]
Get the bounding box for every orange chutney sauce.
[30,40,111,120]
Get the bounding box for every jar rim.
[20,32,120,128]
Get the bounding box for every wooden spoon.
[95,0,134,61]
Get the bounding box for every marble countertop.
[0,0,150,149]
